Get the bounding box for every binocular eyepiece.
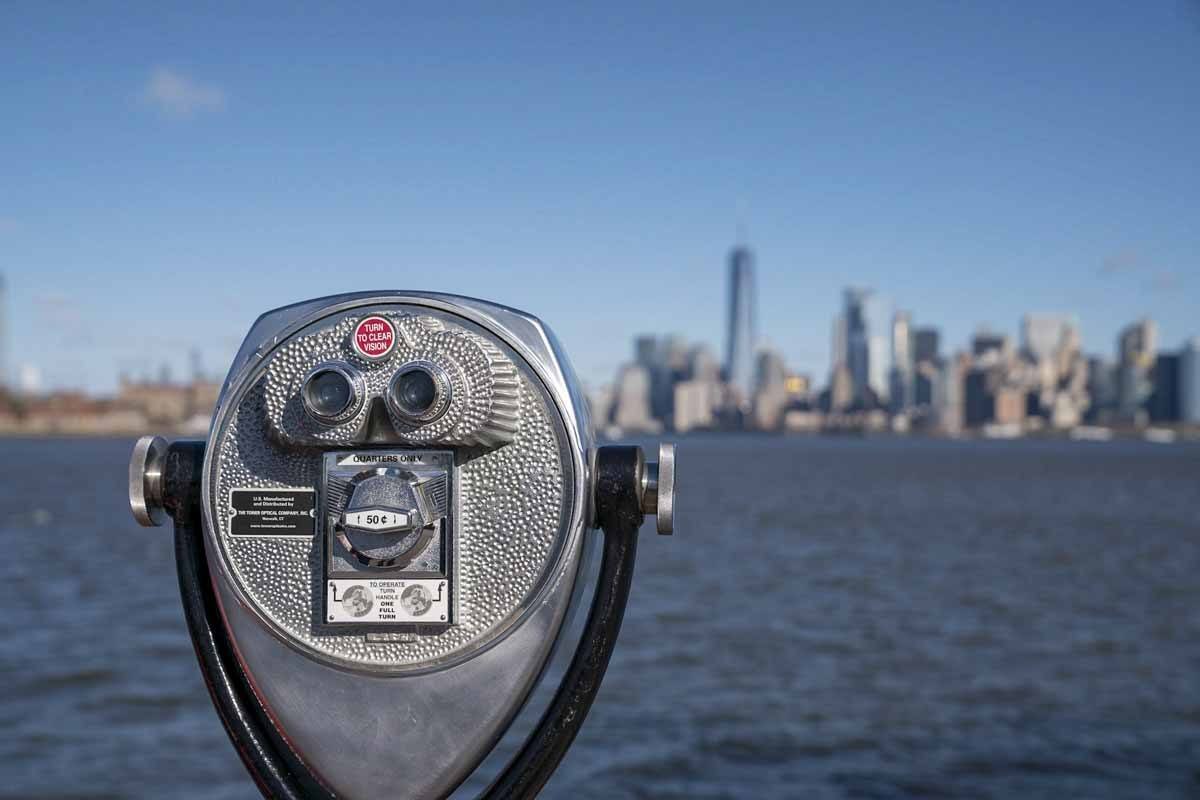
[300,362,363,423]
[300,358,454,428]
[387,362,450,422]
[129,292,676,800]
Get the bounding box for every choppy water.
[2,436,1198,799]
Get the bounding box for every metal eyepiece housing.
[262,311,522,448]
[300,362,365,425]
[386,360,451,425]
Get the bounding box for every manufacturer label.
[352,315,396,360]
[326,578,449,624]
[230,489,316,535]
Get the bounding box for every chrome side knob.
[129,435,168,527]
[640,443,676,535]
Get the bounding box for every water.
[2,436,1199,799]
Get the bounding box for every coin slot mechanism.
[320,449,454,628]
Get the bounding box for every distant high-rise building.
[751,348,788,430]
[964,368,992,427]
[971,329,1010,362]
[634,335,658,369]
[932,355,964,434]
[586,384,615,431]
[672,343,723,433]
[1086,356,1117,423]
[754,348,787,393]
[1148,353,1180,423]
[964,365,1024,428]
[914,361,937,407]
[629,334,688,427]
[662,335,689,371]
[1181,339,1200,424]
[1117,318,1157,419]
[724,246,756,407]
[610,364,659,434]
[673,379,718,433]
[1020,314,1087,429]
[1022,314,1077,364]
[842,288,891,407]
[831,314,847,370]
[889,311,913,412]
[688,344,721,383]
[913,327,940,365]
[825,362,854,413]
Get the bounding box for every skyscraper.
[889,311,913,412]
[1148,353,1180,423]
[913,328,940,365]
[751,347,788,430]
[1181,338,1200,424]
[654,334,689,424]
[1086,356,1117,422]
[673,344,722,433]
[842,288,891,407]
[971,329,1011,361]
[1022,314,1077,364]
[830,314,847,369]
[932,354,964,434]
[634,335,657,369]
[1117,318,1157,419]
[1021,314,1088,428]
[610,364,659,434]
[724,245,756,406]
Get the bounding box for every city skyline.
[0,255,1196,404]
[10,237,1196,438]
[591,242,1199,438]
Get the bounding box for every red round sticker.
[352,316,396,360]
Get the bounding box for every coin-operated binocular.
[129,293,675,799]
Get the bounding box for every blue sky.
[2,2,1198,392]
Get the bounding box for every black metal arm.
[482,445,643,798]
[168,441,335,800]
[164,441,646,800]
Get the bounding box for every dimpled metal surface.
[208,308,570,670]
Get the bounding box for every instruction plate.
[326,578,450,625]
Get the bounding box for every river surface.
[1,436,1198,799]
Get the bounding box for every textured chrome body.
[200,292,594,798]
